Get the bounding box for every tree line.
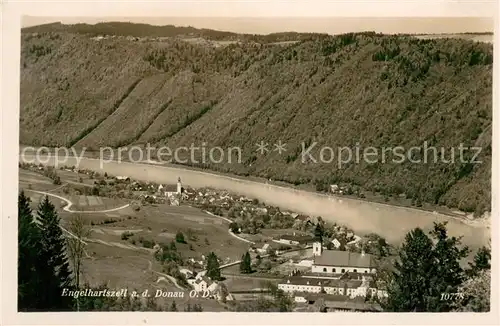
[382,222,490,312]
[17,191,203,312]
[17,191,490,312]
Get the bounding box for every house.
[278,234,315,246]
[312,243,376,274]
[330,184,339,193]
[164,177,183,198]
[278,276,384,299]
[295,214,312,223]
[295,259,314,267]
[282,211,299,219]
[305,294,383,312]
[257,243,270,254]
[294,294,308,303]
[179,268,194,279]
[278,276,366,297]
[168,197,180,206]
[330,238,342,249]
[325,300,383,312]
[190,276,218,293]
[255,207,268,215]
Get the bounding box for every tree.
[229,222,240,233]
[314,223,324,243]
[384,222,469,312]
[170,300,178,311]
[267,282,294,312]
[467,246,491,277]
[314,297,327,313]
[255,254,262,267]
[175,231,186,243]
[217,282,230,303]
[65,215,92,311]
[452,269,490,312]
[260,259,272,272]
[240,252,252,274]
[37,196,75,311]
[18,191,44,311]
[205,252,221,281]
[427,222,470,310]
[268,249,277,262]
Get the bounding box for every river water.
[20,154,490,249]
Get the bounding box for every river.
[20,154,490,249]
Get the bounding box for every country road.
[24,188,251,289]
[26,189,130,213]
[20,154,490,249]
[203,210,255,244]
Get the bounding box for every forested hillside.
[20,23,493,215]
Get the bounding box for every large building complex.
[278,242,386,301]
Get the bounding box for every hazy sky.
[22,17,493,35]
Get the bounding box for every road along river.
[20,154,490,249]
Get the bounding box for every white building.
[164,177,183,198]
[189,276,218,293]
[295,259,314,267]
[179,268,194,279]
[330,238,342,249]
[278,234,315,246]
[257,243,270,254]
[311,242,376,274]
[278,276,386,299]
[294,295,308,303]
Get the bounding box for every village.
[19,162,392,312]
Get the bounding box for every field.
[18,167,259,311]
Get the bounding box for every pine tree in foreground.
[467,245,491,277]
[36,196,75,311]
[384,222,469,312]
[18,191,43,311]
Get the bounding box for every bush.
[121,231,133,240]
[229,222,240,233]
[131,201,141,211]
[175,231,186,243]
[53,175,61,185]
[142,239,154,249]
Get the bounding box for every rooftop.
[163,184,178,192]
[304,294,383,312]
[325,300,383,312]
[279,234,315,243]
[279,276,363,289]
[314,250,374,268]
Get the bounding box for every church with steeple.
[160,177,183,198]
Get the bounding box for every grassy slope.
[20,25,493,215]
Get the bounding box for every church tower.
[177,177,182,194]
[313,241,322,256]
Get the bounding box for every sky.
[21,17,494,35]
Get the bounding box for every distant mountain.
[21,22,328,43]
[20,24,493,215]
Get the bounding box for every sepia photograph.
[1,1,498,324]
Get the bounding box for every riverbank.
[20,153,490,249]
